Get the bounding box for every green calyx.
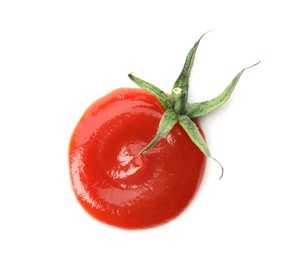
[128,31,259,179]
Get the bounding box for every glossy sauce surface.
[69,88,206,229]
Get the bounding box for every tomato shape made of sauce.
[68,31,259,229]
[69,88,206,229]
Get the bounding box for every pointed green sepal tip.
[139,109,178,155]
[128,72,172,110]
[212,157,224,180]
[171,30,212,114]
[186,60,260,118]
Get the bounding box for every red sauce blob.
[69,88,206,229]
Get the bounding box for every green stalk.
[128,32,259,178]
[171,31,211,114]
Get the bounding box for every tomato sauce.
[69,88,206,229]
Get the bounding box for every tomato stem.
[171,31,211,114]
[128,32,259,178]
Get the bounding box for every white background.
[1,0,294,259]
